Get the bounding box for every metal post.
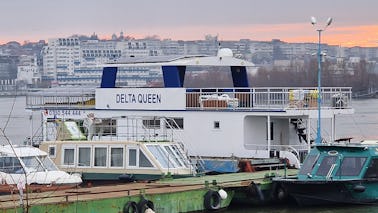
[316,29,322,144]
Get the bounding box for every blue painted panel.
[231,66,249,87]
[162,66,186,87]
[203,159,239,173]
[100,67,118,88]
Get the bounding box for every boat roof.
[104,54,256,67]
[313,142,378,149]
[0,145,47,157]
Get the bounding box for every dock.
[0,169,297,213]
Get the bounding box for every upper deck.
[25,86,352,112]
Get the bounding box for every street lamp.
[311,16,333,144]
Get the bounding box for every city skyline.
[0,0,377,47]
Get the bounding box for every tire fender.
[123,201,139,213]
[204,190,221,210]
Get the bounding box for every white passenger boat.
[26,48,354,178]
[0,145,82,193]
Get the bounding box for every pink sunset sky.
[0,0,377,47]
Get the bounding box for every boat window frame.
[163,145,186,168]
[109,146,124,168]
[315,155,338,177]
[146,144,176,169]
[0,156,23,174]
[126,146,138,168]
[77,146,92,168]
[298,154,319,176]
[138,149,155,168]
[62,145,76,167]
[364,157,378,179]
[48,145,57,159]
[335,156,367,177]
[93,146,108,168]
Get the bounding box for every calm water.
[0,96,378,212]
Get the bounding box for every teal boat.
[273,140,378,206]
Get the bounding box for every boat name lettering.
[47,110,81,116]
[115,93,161,104]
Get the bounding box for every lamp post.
[311,16,333,144]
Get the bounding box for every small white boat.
[0,145,82,193]
[37,116,197,181]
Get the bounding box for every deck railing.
[26,87,352,111]
[186,87,352,110]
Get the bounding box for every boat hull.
[275,179,378,206]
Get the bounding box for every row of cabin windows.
[299,155,378,178]
[58,146,154,168]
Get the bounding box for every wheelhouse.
[297,144,378,180]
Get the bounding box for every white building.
[17,55,41,85]
[42,37,163,87]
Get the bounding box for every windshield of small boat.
[38,156,58,171]
[21,156,58,172]
[21,156,45,172]
[335,157,367,177]
[298,154,318,175]
[0,157,23,174]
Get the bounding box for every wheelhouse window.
[78,147,91,167]
[364,158,378,178]
[316,156,337,176]
[63,148,75,165]
[94,147,107,167]
[299,155,318,175]
[336,157,367,176]
[110,147,124,167]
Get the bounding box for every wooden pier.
[0,170,297,213]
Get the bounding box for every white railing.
[26,87,352,111]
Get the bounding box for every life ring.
[138,198,154,213]
[204,190,221,210]
[123,201,139,213]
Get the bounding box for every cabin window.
[139,150,154,168]
[94,147,107,167]
[78,147,91,167]
[63,148,75,165]
[164,146,184,167]
[48,145,56,158]
[316,156,337,176]
[128,149,137,167]
[147,145,170,168]
[336,157,367,176]
[214,121,220,129]
[111,147,124,167]
[165,118,184,129]
[143,118,160,129]
[0,157,22,174]
[171,145,189,167]
[299,155,318,175]
[364,158,378,178]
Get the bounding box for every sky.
[0,0,377,47]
